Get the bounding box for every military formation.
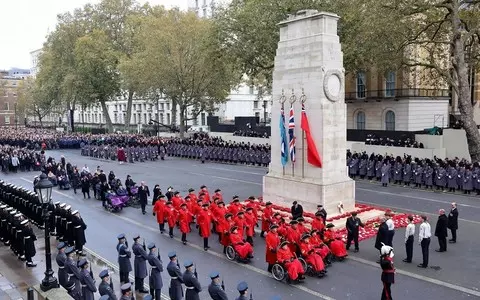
[348,152,479,193]
[81,143,164,163]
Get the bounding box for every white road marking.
[348,256,480,297]
[357,187,480,209]
[356,200,480,225]
[205,166,267,176]
[188,172,263,186]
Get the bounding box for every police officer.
[120,282,134,300]
[117,233,132,284]
[132,234,149,293]
[208,271,228,300]
[56,242,68,289]
[235,281,249,300]
[166,251,183,300]
[65,246,82,299]
[183,260,201,300]
[78,258,97,300]
[147,243,163,300]
[98,269,118,299]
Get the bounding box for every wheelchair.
[271,257,308,282]
[225,244,252,263]
[299,254,327,278]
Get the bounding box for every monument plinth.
[263,10,355,215]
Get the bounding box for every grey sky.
[0,0,188,70]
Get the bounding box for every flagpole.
[290,90,297,177]
[280,90,287,176]
[301,90,307,178]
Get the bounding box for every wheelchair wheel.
[272,264,286,281]
[225,245,236,261]
[298,257,308,272]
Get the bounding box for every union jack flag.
[288,104,296,163]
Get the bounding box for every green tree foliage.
[129,9,241,136]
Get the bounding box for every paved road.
[4,150,480,300]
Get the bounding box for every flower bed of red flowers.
[245,198,422,243]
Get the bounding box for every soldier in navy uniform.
[132,234,149,293]
[98,269,117,299]
[167,251,184,300]
[71,210,87,256]
[208,271,228,300]
[56,242,68,289]
[117,233,132,284]
[78,259,97,300]
[65,246,82,299]
[22,219,37,267]
[235,281,249,300]
[183,260,201,300]
[120,282,134,300]
[380,244,395,300]
[147,243,164,300]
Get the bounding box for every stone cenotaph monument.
[263,10,355,214]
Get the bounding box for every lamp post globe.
[35,173,59,291]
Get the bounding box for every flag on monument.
[288,104,296,163]
[280,108,289,166]
[301,102,322,167]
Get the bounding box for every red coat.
[265,231,280,264]
[192,203,202,219]
[188,193,198,203]
[297,223,309,234]
[261,207,273,231]
[184,201,194,223]
[200,190,210,203]
[230,232,253,258]
[153,200,166,223]
[234,216,246,238]
[244,212,256,237]
[197,209,212,238]
[178,209,191,234]
[213,206,227,225]
[165,207,177,228]
[117,149,126,162]
[171,196,184,211]
[311,218,325,232]
[300,241,325,272]
[246,201,259,219]
[228,203,241,216]
[218,218,235,246]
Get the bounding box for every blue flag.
[280,108,289,166]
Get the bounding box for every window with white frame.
[356,111,366,129]
[356,71,366,98]
[385,71,396,97]
[385,110,395,131]
[201,112,206,126]
[5,116,10,124]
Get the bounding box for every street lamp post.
[35,173,59,292]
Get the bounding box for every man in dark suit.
[447,202,458,243]
[435,209,448,252]
[138,181,150,215]
[291,201,303,220]
[346,212,364,252]
[375,217,389,262]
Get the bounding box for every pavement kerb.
[84,246,171,300]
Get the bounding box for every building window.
[166,103,170,110]
[5,116,10,124]
[385,110,395,131]
[254,101,259,109]
[249,86,254,94]
[356,71,366,98]
[193,116,198,126]
[356,111,366,130]
[160,103,165,111]
[133,114,137,124]
[114,113,118,123]
[201,112,206,126]
[144,113,147,124]
[255,112,260,119]
[167,113,171,124]
[385,71,396,97]
[159,113,164,123]
[4,102,9,110]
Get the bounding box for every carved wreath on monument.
[323,68,345,102]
